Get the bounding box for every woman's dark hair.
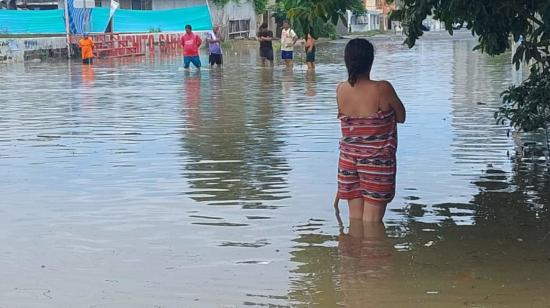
[344,38,374,87]
[185,24,192,30]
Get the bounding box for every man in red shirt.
[181,24,202,69]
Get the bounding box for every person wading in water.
[335,38,406,223]
[79,34,94,65]
[258,23,274,67]
[181,24,203,70]
[207,25,224,68]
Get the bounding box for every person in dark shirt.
[257,23,274,67]
[305,32,317,70]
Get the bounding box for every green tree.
[275,0,364,37]
[391,0,549,149]
[252,0,268,15]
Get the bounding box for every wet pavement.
[0,32,549,307]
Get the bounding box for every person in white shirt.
[206,25,224,67]
[280,20,298,68]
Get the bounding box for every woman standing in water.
[336,38,406,222]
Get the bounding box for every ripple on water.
[1,33,548,307]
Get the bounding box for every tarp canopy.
[91,6,212,33]
[68,0,92,34]
[90,7,110,33]
[0,5,212,35]
[0,9,66,34]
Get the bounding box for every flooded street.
[1,32,549,307]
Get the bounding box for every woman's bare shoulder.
[336,81,350,94]
[376,80,396,91]
[376,80,402,107]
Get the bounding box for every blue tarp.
[0,9,66,34]
[68,0,92,34]
[112,6,212,33]
[90,7,110,33]
[0,5,212,34]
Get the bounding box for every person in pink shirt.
[181,24,203,69]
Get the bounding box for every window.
[228,19,250,39]
[95,0,102,7]
[131,0,151,10]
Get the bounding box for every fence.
[0,9,66,34]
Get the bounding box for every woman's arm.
[380,81,406,123]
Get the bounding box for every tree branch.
[518,9,545,27]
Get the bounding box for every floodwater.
[1,32,549,307]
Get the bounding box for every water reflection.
[286,34,549,307]
[451,40,512,172]
[1,32,549,306]
[182,70,202,127]
[305,71,317,97]
[289,230,340,307]
[290,155,550,307]
[80,65,96,109]
[281,69,295,99]
[81,64,95,86]
[338,221,394,308]
[180,68,290,207]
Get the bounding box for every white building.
[347,10,381,32]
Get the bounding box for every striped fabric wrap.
[337,109,398,204]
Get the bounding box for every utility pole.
[63,0,71,59]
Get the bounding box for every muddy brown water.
[0,32,549,307]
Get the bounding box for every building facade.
[1,0,59,10]
[348,0,400,33]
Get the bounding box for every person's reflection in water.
[81,64,95,86]
[256,69,276,135]
[80,65,96,108]
[338,219,394,307]
[305,70,316,97]
[209,69,224,117]
[281,69,294,101]
[183,70,201,127]
[259,66,274,92]
[180,66,290,205]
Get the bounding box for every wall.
[210,1,257,38]
[152,0,204,10]
[348,11,381,33]
[0,36,67,63]
[364,0,377,10]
